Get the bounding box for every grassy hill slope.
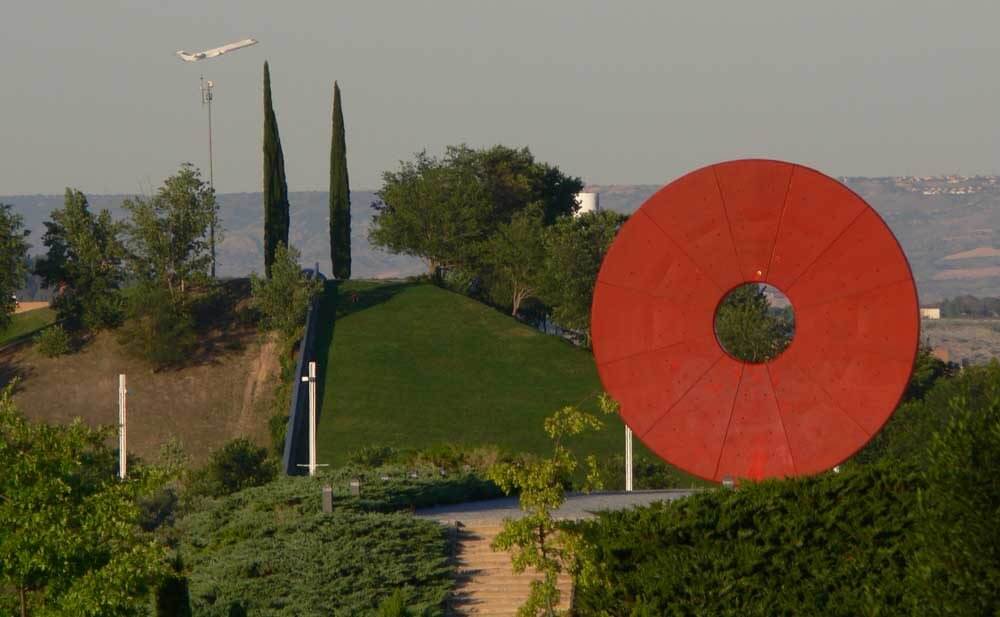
[314,281,637,467]
[0,307,56,347]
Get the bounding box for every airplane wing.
[214,38,258,55]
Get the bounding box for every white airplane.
[176,38,258,62]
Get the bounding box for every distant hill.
[5,175,1000,302]
[588,176,1000,304]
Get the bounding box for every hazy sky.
[3,1,1000,195]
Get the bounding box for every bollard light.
[722,475,735,490]
[349,478,361,497]
[322,485,333,513]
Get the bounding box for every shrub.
[376,589,412,617]
[268,412,289,456]
[908,388,1000,614]
[118,282,196,369]
[35,324,72,357]
[573,464,923,616]
[597,452,708,490]
[250,244,322,338]
[855,360,1000,466]
[189,438,277,498]
[347,445,400,467]
[173,473,475,616]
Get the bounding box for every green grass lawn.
[314,280,641,468]
[0,307,57,347]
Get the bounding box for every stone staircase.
[445,520,573,616]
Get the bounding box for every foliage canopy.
[0,203,30,331]
[34,188,126,330]
[0,387,168,617]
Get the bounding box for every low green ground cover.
[313,281,674,475]
[174,465,495,616]
[0,307,56,346]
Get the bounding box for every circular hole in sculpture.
[714,283,795,363]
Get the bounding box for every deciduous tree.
[34,188,126,329]
[371,152,491,277]
[369,145,583,282]
[0,386,168,616]
[487,395,616,617]
[122,164,218,300]
[0,204,29,331]
[480,205,546,316]
[714,284,793,363]
[540,210,626,341]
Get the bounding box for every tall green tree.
[329,81,351,280]
[714,284,794,363]
[34,189,126,330]
[0,204,29,331]
[0,386,168,617]
[480,204,547,316]
[122,164,217,300]
[540,210,626,342]
[445,145,583,225]
[370,145,582,280]
[262,61,290,278]
[371,151,492,277]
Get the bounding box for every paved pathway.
[415,489,698,522]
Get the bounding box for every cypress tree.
[262,61,290,278]
[329,81,351,279]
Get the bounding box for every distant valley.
[4,174,999,303]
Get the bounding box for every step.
[446,521,574,617]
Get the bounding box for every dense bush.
[345,443,517,475]
[250,243,322,338]
[34,324,72,357]
[171,469,500,616]
[909,383,1000,614]
[188,438,278,498]
[854,360,1000,466]
[180,508,450,616]
[117,282,196,369]
[597,452,708,491]
[573,464,922,616]
[574,364,1000,617]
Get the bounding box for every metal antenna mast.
[201,76,216,278]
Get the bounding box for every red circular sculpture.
[591,160,919,483]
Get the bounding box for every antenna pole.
[625,425,633,492]
[119,374,127,480]
[201,76,216,278]
[296,362,327,476]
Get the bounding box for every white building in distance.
[920,307,941,320]
[575,192,600,216]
